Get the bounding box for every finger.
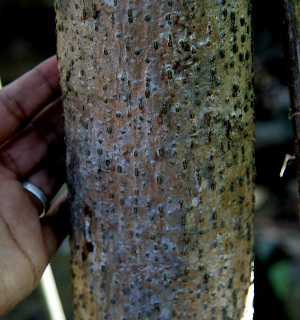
[24,154,66,201]
[0,183,69,317]
[20,135,66,218]
[0,97,64,179]
[41,191,70,259]
[0,172,48,271]
[0,210,45,317]
[0,56,60,145]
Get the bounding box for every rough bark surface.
[55,0,255,319]
[281,0,300,211]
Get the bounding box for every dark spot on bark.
[93,10,100,19]
[219,49,225,58]
[82,251,87,261]
[232,83,239,96]
[122,285,131,295]
[84,204,93,217]
[232,43,238,53]
[180,40,191,52]
[66,70,71,82]
[86,241,94,252]
[128,8,133,23]
[230,11,235,25]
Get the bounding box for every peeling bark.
[55,0,255,319]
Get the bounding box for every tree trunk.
[55,0,255,319]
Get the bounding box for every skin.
[0,56,69,317]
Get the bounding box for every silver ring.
[22,181,49,218]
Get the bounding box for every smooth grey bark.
[55,0,255,319]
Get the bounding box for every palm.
[0,57,68,316]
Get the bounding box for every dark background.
[0,0,299,319]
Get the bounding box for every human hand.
[0,56,69,317]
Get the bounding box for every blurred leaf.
[267,260,291,302]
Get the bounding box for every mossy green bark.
[56,0,255,319]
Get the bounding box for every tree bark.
[55,0,255,319]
